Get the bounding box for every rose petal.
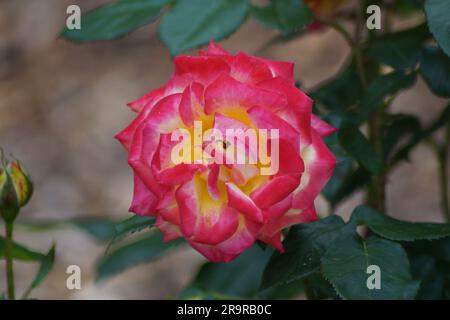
[247,105,300,150]
[116,93,183,151]
[228,52,274,85]
[261,194,292,221]
[205,39,231,56]
[156,215,182,242]
[258,232,284,252]
[207,164,220,200]
[311,114,338,137]
[254,57,294,84]
[127,86,166,113]
[128,94,183,197]
[188,215,259,262]
[179,82,205,127]
[204,75,287,115]
[250,175,300,209]
[156,163,206,186]
[176,179,239,245]
[277,139,304,176]
[129,173,158,216]
[174,55,230,86]
[292,129,336,210]
[260,206,318,238]
[226,182,263,223]
[257,77,313,150]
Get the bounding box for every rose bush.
[116,41,336,262]
[2,0,447,301]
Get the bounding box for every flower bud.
[0,153,33,223]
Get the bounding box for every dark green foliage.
[160,0,249,55]
[251,0,312,36]
[61,0,170,41]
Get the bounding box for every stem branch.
[362,0,387,213]
[5,222,15,300]
[354,1,368,88]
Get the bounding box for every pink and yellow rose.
[116,41,336,262]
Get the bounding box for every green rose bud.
[0,152,33,223]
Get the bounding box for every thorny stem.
[363,0,388,213]
[329,1,386,213]
[5,222,15,300]
[354,2,368,89]
[325,20,369,88]
[367,111,386,213]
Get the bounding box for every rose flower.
[116,41,336,262]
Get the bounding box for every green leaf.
[159,0,249,55]
[359,71,417,121]
[177,287,241,300]
[114,215,155,236]
[188,245,272,298]
[61,0,170,42]
[22,245,56,299]
[367,24,429,70]
[96,230,183,282]
[322,158,353,205]
[327,167,371,207]
[17,217,117,243]
[259,278,305,299]
[17,216,154,244]
[322,235,420,299]
[338,122,383,174]
[394,0,426,16]
[312,61,363,114]
[404,238,450,263]
[250,0,312,35]
[391,104,450,164]
[384,114,422,160]
[420,45,450,98]
[182,245,304,299]
[322,132,354,206]
[425,0,450,57]
[0,236,44,261]
[305,273,340,300]
[261,215,349,289]
[328,113,423,205]
[324,131,351,164]
[410,255,445,299]
[108,215,155,249]
[71,217,117,243]
[351,205,450,241]
[434,240,450,263]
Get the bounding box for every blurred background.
[0,0,448,299]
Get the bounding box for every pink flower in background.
[116,40,336,262]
